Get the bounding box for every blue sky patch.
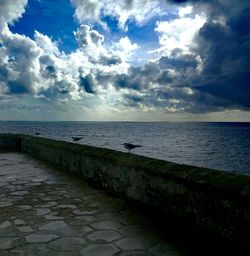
[10,0,78,53]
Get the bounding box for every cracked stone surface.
[0,152,186,255]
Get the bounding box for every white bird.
[123,143,142,153]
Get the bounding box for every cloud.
[70,0,103,24]
[192,3,250,109]
[0,0,28,29]
[79,73,96,94]
[0,28,41,95]
[0,0,250,120]
[152,7,206,56]
[71,0,167,30]
[0,14,133,105]
[111,36,139,62]
[117,0,250,113]
[74,25,104,48]
[159,54,198,71]
[112,62,161,91]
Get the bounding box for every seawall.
[0,133,250,248]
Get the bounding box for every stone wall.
[0,133,250,248]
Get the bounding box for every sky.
[0,0,249,121]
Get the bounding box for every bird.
[72,136,84,143]
[123,143,142,153]
[35,132,41,136]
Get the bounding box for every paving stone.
[76,215,96,223]
[31,178,47,182]
[80,226,93,233]
[57,204,77,209]
[119,226,142,237]
[36,208,51,216]
[0,201,14,208]
[0,237,22,250]
[74,199,82,202]
[25,234,59,243]
[120,253,152,256]
[10,181,29,185]
[91,221,123,230]
[44,214,65,220]
[38,202,57,208]
[87,230,122,242]
[73,209,98,215]
[18,226,34,233]
[17,205,32,211]
[0,221,11,230]
[14,219,25,225]
[115,238,149,250]
[88,202,103,207]
[38,220,67,231]
[0,152,186,256]
[80,244,120,256]
[149,244,182,256]
[9,244,50,255]
[0,239,13,250]
[48,237,85,251]
[9,191,28,196]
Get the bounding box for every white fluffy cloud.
[153,7,207,56]
[0,27,41,94]
[111,36,139,61]
[0,0,28,30]
[0,14,136,103]
[71,0,167,30]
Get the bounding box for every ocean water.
[0,121,249,174]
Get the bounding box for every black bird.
[72,137,84,143]
[35,132,41,136]
[123,143,142,153]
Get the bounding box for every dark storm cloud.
[8,81,30,94]
[98,55,122,66]
[159,55,198,70]
[1,0,249,116]
[113,0,250,113]
[113,62,161,91]
[123,85,231,113]
[0,66,8,81]
[40,80,71,100]
[157,70,173,84]
[46,65,56,74]
[39,55,57,79]
[79,74,96,94]
[192,4,250,109]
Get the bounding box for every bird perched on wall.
[123,143,142,153]
[72,137,84,143]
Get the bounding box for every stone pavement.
[0,152,186,256]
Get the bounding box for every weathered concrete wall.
[0,133,250,248]
[0,134,21,150]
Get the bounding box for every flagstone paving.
[0,152,186,256]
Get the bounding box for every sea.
[0,121,249,174]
